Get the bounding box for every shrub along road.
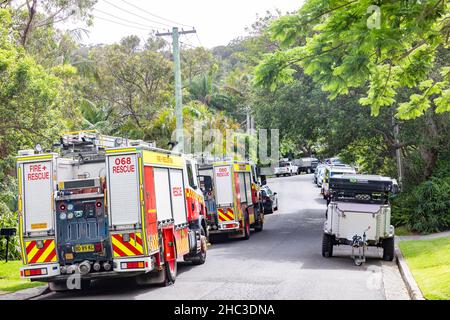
[36,174,409,300]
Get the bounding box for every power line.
[195,33,203,48]
[181,33,198,48]
[180,41,196,49]
[93,14,151,31]
[94,8,158,30]
[102,0,173,28]
[121,0,194,28]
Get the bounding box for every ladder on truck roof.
[56,131,157,160]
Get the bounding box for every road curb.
[0,285,49,300]
[395,246,425,300]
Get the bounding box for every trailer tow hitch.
[351,231,368,266]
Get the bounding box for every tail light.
[121,261,145,269]
[94,243,103,252]
[24,268,47,277]
[96,201,102,208]
[59,203,67,211]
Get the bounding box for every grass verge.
[0,261,44,294]
[399,236,450,300]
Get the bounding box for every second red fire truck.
[198,160,264,242]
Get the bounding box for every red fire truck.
[16,132,207,290]
[199,161,264,242]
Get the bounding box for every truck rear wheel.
[382,237,395,261]
[254,214,264,232]
[191,228,207,265]
[322,233,334,258]
[164,258,177,285]
[242,213,251,240]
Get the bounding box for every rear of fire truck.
[17,152,60,281]
[200,161,263,242]
[17,132,156,290]
[105,147,207,286]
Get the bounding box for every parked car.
[324,157,343,165]
[317,165,326,187]
[260,185,278,214]
[274,161,298,177]
[314,164,325,184]
[294,157,319,174]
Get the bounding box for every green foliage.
[255,0,450,119]
[392,176,450,233]
[0,203,20,261]
[0,9,66,157]
[0,175,20,261]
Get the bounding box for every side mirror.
[391,184,399,195]
[273,192,277,196]
[261,175,267,186]
[198,175,213,193]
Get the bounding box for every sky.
[66,0,303,48]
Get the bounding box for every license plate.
[74,244,95,253]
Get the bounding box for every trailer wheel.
[382,237,395,261]
[191,228,207,265]
[322,233,334,258]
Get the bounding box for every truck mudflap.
[20,263,60,280]
[162,227,176,262]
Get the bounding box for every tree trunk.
[21,0,38,47]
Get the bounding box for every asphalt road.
[37,174,409,300]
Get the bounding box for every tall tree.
[254,0,450,119]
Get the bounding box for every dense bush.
[392,176,450,234]
[0,176,20,261]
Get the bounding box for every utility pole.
[156,27,196,153]
[392,116,403,190]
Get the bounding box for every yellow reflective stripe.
[26,244,39,262]
[112,238,136,257]
[36,241,56,263]
[133,232,144,252]
[106,148,137,154]
[17,167,26,264]
[138,158,148,255]
[219,212,231,221]
[142,151,184,168]
[17,155,53,161]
